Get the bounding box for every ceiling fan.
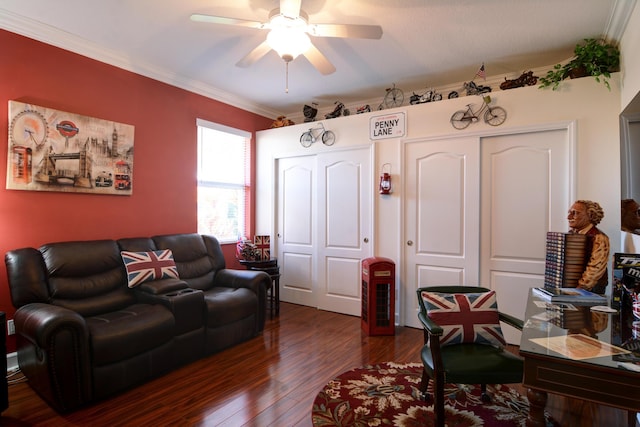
[190,0,383,75]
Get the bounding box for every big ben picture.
[6,100,135,195]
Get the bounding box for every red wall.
[0,30,273,352]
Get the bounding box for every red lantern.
[379,163,391,195]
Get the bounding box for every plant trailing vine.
[538,38,620,90]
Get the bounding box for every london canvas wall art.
[6,100,135,195]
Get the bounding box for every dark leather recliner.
[5,233,270,412]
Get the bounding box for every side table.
[239,259,280,318]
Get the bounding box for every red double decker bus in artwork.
[114,160,131,190]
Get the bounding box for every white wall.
[621,2,640,111]
[256,76,621,295]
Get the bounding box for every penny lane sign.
[370,112,406,140]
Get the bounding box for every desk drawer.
[523,356,640,411]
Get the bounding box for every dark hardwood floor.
[1,302,636,426]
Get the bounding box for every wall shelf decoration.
[7,100,135,195]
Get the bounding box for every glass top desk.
[519,289,640,427]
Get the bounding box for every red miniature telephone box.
[361,257,395,336]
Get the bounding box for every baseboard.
[6,352,18,374]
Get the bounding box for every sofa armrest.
[14,303,92,412]
[214,269,270,294]
[16,303,89,358]
[214,269,270,330]
[134,278,188,295]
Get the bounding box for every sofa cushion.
[153,234,213,287]
[203,287,257,327]
[420,290,506,348]
[121,250,179,288]
[117,237,157,252]
[86,303,175,366]
[41,240,136,316]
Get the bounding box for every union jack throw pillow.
[421,290,506,348]
[121,250,179,288]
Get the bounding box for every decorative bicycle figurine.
[300,122,336,148]
[450,95,507,130]
[378,83,404,110]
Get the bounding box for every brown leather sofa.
[4,233,270,412]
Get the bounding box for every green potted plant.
[538,38,620,90]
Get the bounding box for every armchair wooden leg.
[480,383,491,403]
[434,377,445,427]
[419,368,431,401]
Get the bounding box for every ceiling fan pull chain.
[285,61,289,93]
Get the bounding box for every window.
[197,119,251,243]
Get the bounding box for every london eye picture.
[7,100,135,195]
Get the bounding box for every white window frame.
[196,118,251,243]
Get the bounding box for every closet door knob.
[407,240,413,246]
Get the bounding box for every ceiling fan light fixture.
[267,27,311,61]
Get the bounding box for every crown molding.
[604,0,637,43]
[0,8,279,120]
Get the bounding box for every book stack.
[532,286,607,304]
[547,304,589,329]
[544,232,588,289]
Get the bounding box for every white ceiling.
[0,0,633,121]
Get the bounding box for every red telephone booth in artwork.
[12,146,32,184]
[361,257,396,336]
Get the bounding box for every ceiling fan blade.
[236,40,273,68]
[190,13,266,29]
[303,44,336,75]
[308,23,383,39]
[280,0,302,18]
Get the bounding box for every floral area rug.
[312,362,556,427]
